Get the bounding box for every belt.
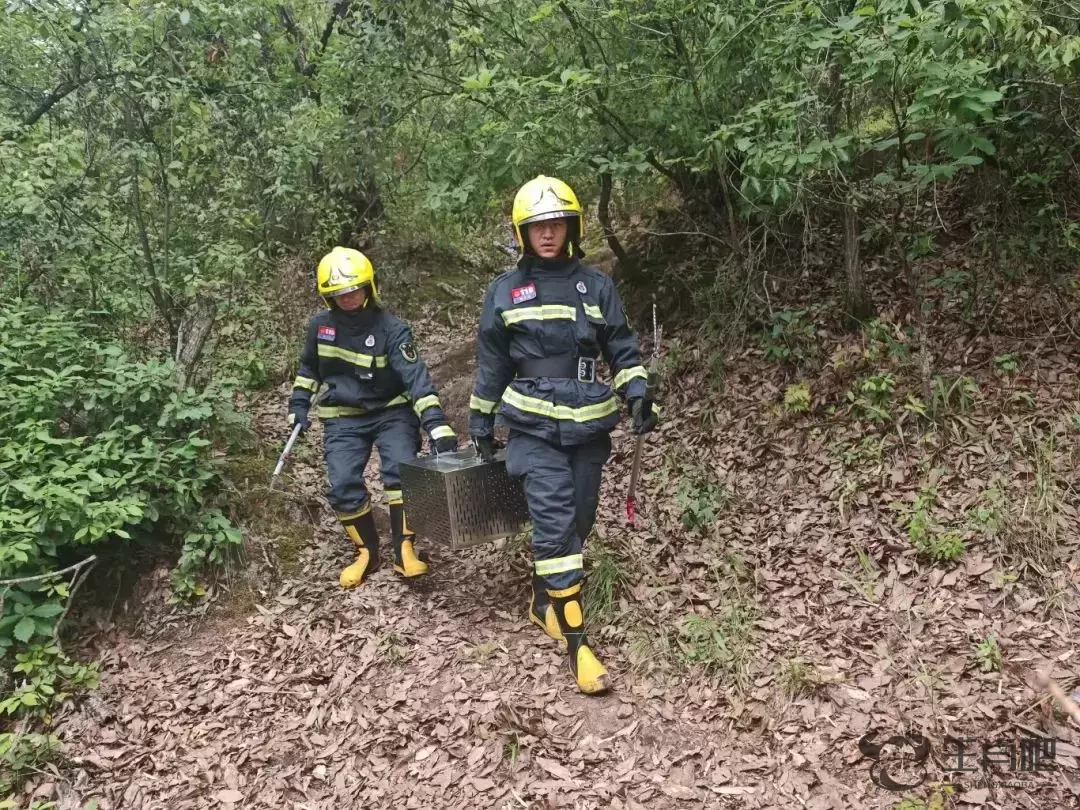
[516,356,597,383]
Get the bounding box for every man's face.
[334,288,367,310]
[527,218,569,258]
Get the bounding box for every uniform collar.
[518,254,579,278]
[330,300,378,328]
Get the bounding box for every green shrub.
[0,300,241,719]
[847,373,896,423]
[762,308,819,366]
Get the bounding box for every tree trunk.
[901,246,933,412]
[174,298,217,389]
[843,199,872,324]
[597,172,634,282]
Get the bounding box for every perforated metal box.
[399,447,531,549]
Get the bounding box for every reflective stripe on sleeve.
[583,303,606,322]
[614,365,647,390]
[413,394,442,416]
[470,394,498,413]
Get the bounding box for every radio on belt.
[399,446,530,550]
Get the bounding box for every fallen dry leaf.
[535,756,575,782]
[51,285,1080,810]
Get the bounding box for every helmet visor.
[519,210,578,227]
[328,284,364,297]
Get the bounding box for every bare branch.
[2,72,116,139]
[0,555,98,588]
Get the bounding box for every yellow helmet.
[316,247,378,304]
[511,175,583,254]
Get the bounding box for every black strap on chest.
[516,356,597,383]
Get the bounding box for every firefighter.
[289,247,458,588]
[468,176,657,695]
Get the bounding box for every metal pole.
[626,298,661,525]
[270,422,304,489]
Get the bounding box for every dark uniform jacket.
[469,255,646,446]
[289,303,454,441]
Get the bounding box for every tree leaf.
[33,602,64,618]
[13,616,36,643]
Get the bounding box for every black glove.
[473,435,503,462]
[629,397,657,435]
[433,435,458,455]
[287,408,309,435]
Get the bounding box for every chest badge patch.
[365,334,376,348]
[511,283,537,304]
[317,325,336,341]
[576,281,587,294]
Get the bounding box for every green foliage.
[585,539,631,625]
[931,374,979,416]
[676,468,731,530]
[762,310,819,366]
[831,434,885,469]
[173,510,244,597]
[969,487,1008,536]
[847,373,896,422]
[975,635,1003,672]
[893,784,954,810]
[676,603,756,681]
[0,0,373,369]
[0,644,98,720]
[0,300,240,747]
[905,484,966,563]
[780,658,824,698]
[0,300,238,593]
[994,353,1019,375]
[0,731,61,795]
[864,319,911,363]
[784,382,812,414]
[929,268,970,296]
[0,0,1077,331]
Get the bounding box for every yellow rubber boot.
[389,502,428,577]
[528,574,565,644]
[548,584,610,695]
[337,507,379,589]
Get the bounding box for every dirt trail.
[41,293,1080,809]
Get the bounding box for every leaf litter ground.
[33,286,1080,810]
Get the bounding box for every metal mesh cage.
[399,447,531,550]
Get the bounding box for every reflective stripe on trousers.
[504,430,612,591]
